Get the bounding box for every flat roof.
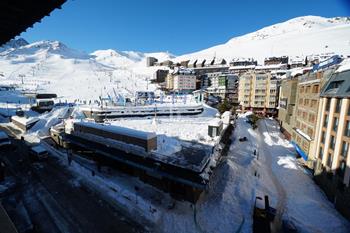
[75,121,157,140]
[31,145,47,154]
[11,116,39,126]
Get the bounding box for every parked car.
[29,145,49,161]
[239,136,248,142]
[0,130,11,148]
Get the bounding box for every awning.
[291,141,308,161]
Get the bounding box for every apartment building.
[153,69,169,83]
[166,68,196,93]
[207,75,226,99]
[277,77,298,140]
[264,56,289,65]
[313,69,350,220]
[290,69,335,166]
[207,74,238,103]
[173,74,196,92]
[238,71,279,115]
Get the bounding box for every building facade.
[290,69,335,166]
[173,74,196,92]
[277,77,298,140]
[206,74,238,103]
[153,69,169,83]
[313,69,350,220]
[238,71,279,115]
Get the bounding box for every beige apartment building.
[166,69,196,93]
[238,71,278,115]
[290,69,334,166]
[313,69,350,219]
[173,74,196,91]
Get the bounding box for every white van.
[29,145,49,160]
[0,131,11,147]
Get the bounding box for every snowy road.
[256,118,350,233]
[257,120,287,233]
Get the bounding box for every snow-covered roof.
[298,78,320,85]
[335,58,350,73]
[221,111,232,118]
[171,67,195,75]
[255,64,287,70]
[289,56,305,64]
[11,116,39,126]
[229,65,256,70]
[0,131,9,140]
[295,128,311,141]
[76,121,157,140]
[208,118,223,127]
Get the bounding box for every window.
[341,141,349,158]
[319,147,323,160]
[304,99,309,106]
[325,80,344,92]
[300,86,304,93]
[299,98,303,105]
[307,128,313,137]
[344,120,350,137]
[330,135,335,150]
[306,86,311,93]
[335,99,342,113]
[308,114,315,123]
[321,131,326,144]
[312,85,319,93]
[327,153,333,167]
[323,114,329,128]
[325,98,331,111]
[333,117,339,132]
[311,100,317,108]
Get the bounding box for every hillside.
[0,39,172,102]
[176,16,350,63]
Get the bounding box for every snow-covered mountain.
[176,16,350,63]
[0,39,172,102]
[0,16,349,102]
[0,38,29,53]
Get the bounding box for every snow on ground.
[25,106,72,141]
[6,104,349,233]
[0,90,32,117]
[0,40,170,103]
[41,110,259,233]
[257,118,350,233]
[108,104,219,155]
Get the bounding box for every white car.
[0,131,11,147]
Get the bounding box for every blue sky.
[20,0,350,55]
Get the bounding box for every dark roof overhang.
[0,0,67,46]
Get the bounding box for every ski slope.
[176,16,350,63]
